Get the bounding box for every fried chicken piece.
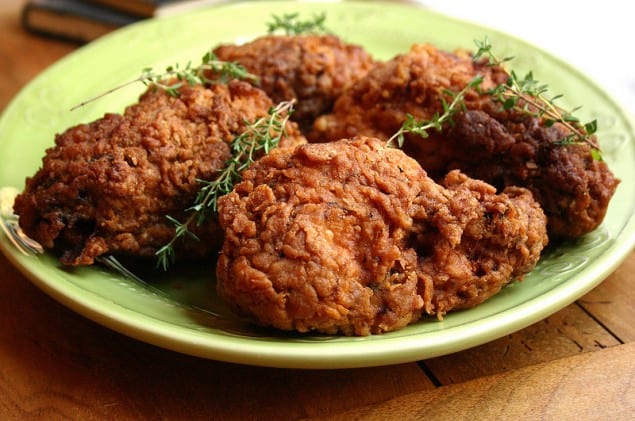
[216,137,547,335]
[214,34,374,130]
[14,80,305,266]
[435,110,618,238]
[310,44,619,239]
[413,170,548,317]
[217,137,425,335]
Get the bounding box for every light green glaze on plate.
[0,1,633,368]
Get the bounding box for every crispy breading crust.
[310,44,619,239]
[14,81,305,265]
[214,34,374,130]
[216,137,547,335]
[412,171,548,316]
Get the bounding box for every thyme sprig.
[473,37,601,158]
[387,75,484,148]
[266,12,328,35]
[71,50,257,111]
[155,100,295,270]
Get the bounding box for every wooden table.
[1,1,633,419]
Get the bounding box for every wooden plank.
[422,303,620,384]
[578,249,635,342]
[0,253,434,420]
[316,342,635,421]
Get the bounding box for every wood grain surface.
[317,342,635,421]
[0,1,633,419]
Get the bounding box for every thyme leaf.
[266,12,328,35]
[387,75,484,148]
[71,50,257,111]
[155,100,295,270]
[473,37,601,158]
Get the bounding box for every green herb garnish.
[473,37,601,158]
[71,50,257,111]
[155,100,295,270]
[387,75,484,148]
[266,12,328,35]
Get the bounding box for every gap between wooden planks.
[313,342,634,421]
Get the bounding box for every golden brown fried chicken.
[413,170,548,317]
[14,80,305,266]
[216,137,547,335]
[217,137,425,335]
[214,34,374,130]
[310,44,619,239]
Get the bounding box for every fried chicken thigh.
[14,80,305,266]
[310,44,619,239]
[216,137,547,335]
[214,34,374,130]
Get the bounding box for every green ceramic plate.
[1,1,633,369]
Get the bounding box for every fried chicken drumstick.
[216,137,547,335]
[14,81,305,266]
[310,44,619,239]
